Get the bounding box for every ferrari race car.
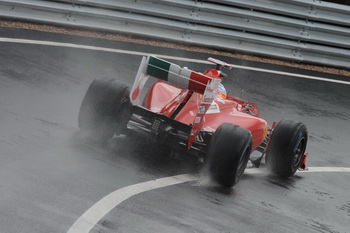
[78,56,308,188]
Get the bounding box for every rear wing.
[130,56,214,104]
[130,56,221,149]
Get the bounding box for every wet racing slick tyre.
[78,77,132,142]
[266,118,308,178]
[207,123,252,188]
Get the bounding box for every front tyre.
[78,77,132,141]
[207,123,252,188]
[266,119,308,177]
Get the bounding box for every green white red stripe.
[147,56,212,94]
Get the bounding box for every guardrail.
[0,0,349,69]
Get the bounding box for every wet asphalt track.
[0,27,350,233]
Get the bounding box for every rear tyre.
[78,77,132,141]
[266,118,308,177]
[207,123,252,188]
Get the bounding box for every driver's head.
[218,83,227,99]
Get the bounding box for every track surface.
[1,28,350,233]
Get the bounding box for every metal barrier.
[0,0,349,69]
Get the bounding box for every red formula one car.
[78,56,308,188]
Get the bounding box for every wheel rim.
[293,136,306,167]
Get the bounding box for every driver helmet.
[218,83,227,99]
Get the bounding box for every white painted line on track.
[1,37,349,86]
[245,167,350,174]
[299,167,350,172]
[66,166,349,233]
[66,174,196,233]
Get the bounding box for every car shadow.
[264,174,303,189]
